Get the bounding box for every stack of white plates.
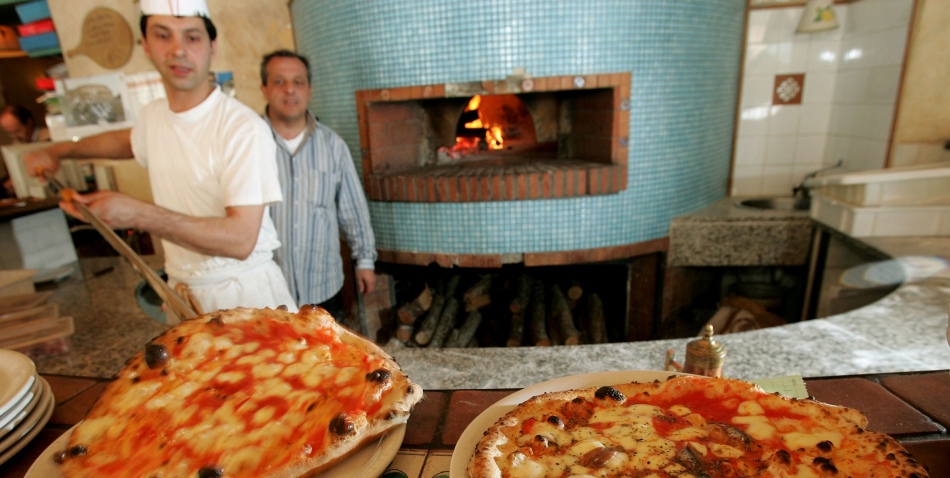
[0,349,54,466]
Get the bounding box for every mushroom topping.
[144,344,170,369]
[707,423,751,449]
[580,447,619,468]
[675,446,711,478]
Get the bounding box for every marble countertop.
[25,233,950,391]
[668,196,815,266]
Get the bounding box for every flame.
[466,95,481,111]
[449,94,505,157]
[465,118,484,129]
[487,126,504,150]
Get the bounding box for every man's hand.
[60,190,143,229]
[22,146,61,178]
[356,268,377,294]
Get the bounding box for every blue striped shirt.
[266,112,377,305]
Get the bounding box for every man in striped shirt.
[260,49,377,320]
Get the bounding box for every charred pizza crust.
[469,375,928,478]
[60,305,424,478]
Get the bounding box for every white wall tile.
[768,105,802,135]
[738,107,770,137]
[802,72,836,104]
[744,44,774,74]
[761,164,795,195]
[760,8,800,43]
[796,134,828,164]
[740,75,774,106]
[735,136,767,166]
[849,0,913,34]
[746,10,772,45]
[765,135,798,165]
[865,66,901,104]
[732,166,764,196]
[771,41,811,73]
[834,69,870,104]
[860,104,897,140]
[799,104,832,134]
[806,39,840,72]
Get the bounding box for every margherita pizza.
[469,375,927,478]
[58,305,424,478]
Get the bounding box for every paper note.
[749,374,809,399]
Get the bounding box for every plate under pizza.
[27,422,406,478]
[449,370,688,478]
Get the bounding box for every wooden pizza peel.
[42,170,198,322]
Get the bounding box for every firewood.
[550,283,580,345]
[413,292,445,345]
[565,280,584,310]
[445,274,462,298]
[529,280,550,346]
[444,329,460,348]
[567,280,584,301]
[429,296,459,348]
[508,274,534,314]
[463,274,494,311]
[447,310,481,347]
[507,275,534,346]
[587,292,608,344]
[397,284,433,325]
[395,324,414,343]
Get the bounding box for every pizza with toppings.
[58,305,424,478]
[468,375,928,478]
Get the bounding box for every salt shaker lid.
[687,324,727,360]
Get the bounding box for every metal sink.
[736,197,811,211]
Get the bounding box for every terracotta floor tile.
[900,439,950,478]
[806,378,943,436]
[49,382,108,427]
[42,375,100,405]
[442,390,512,446]
[881,372,950,429]
[404,391,446,448]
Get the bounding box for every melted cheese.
[732,414,777,440]
[783,429,843,449]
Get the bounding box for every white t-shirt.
[130,87,283,281]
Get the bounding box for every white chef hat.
[140,0,211,18]
[139,0,216,40]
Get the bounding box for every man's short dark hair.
[261,50,312,86]
[140,15,217,41]
[0,104,33,126]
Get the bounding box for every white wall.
[733,0,913,196]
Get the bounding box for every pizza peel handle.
[41,170,198,322]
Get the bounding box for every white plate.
[0,374,42,438]
[26,422,406,478]
[0,378,53,466]
[0,350,36,417]
[0,377,48,454]
[448,370,688,478]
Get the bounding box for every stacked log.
[391,272,612,349]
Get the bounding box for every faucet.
[793,159,844,199]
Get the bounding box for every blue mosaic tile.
[293,0,745,255]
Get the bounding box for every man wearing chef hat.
[24,0,296,321]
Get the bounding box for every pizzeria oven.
[353,74,662,348]
[294,1,744,347]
